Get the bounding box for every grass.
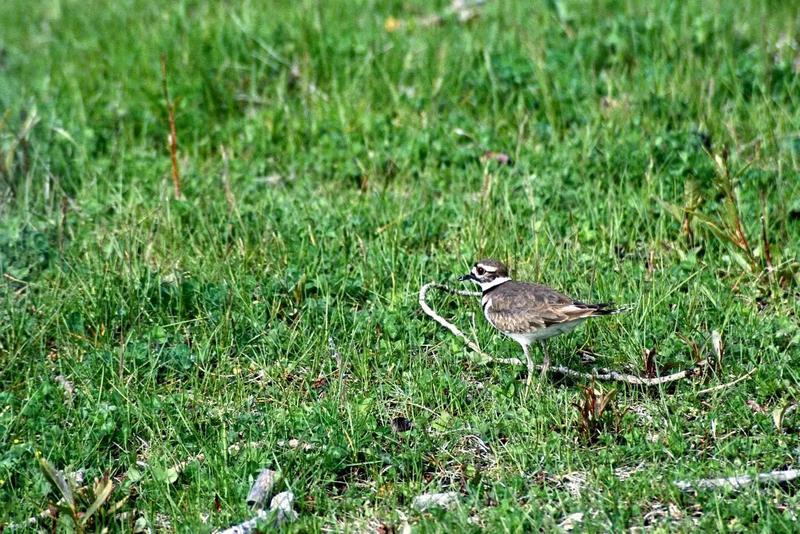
[1,0,799,531]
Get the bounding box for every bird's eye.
[476,267,485,276]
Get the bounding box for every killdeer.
[459,259,626,387]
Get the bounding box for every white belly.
[504,320,585,346]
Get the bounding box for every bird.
[459,258,627,388]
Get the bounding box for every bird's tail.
[586,303,633,316]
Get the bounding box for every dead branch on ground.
[676,468,800,492]
[419,282,706,386]
[696,367,757,396]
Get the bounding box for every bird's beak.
[458,273,475,282]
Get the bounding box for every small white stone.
[558,512,584,531]
[412,492,459,511]
[270,491,298,526]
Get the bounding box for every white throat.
[478,277,510,292]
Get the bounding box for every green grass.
[1,0,800,531]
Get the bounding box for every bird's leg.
[539,340,551,382]
[523,343,534,391]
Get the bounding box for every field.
[1,0,800,531]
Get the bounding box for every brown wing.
[486,281,609,334]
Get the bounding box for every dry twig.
[220,145,236,215]
[419,282,706,386]
[418,283,520,366]
[676,468,800,492]
[696,367,757,396]
[160,55,181,199]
